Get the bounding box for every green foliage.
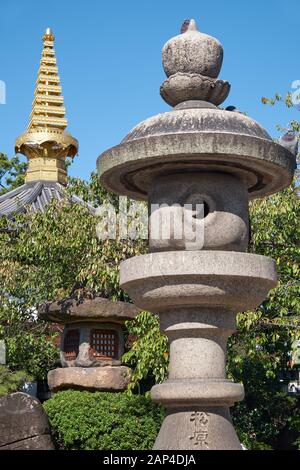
[228,182,300,449]
[123,311,169,392]
[0,365,33,397]
[67,171,120,208]
[5,328,60,381]
[261,93,300,142]
[43,390,164,450]
[0,298,60,380]
[0,180,146,304]
[0,175,147,380]
[231,362,300,449]
[0,153,26,194]
[236,422,273,450]
[227,88,300,449]
[289,411,300,449]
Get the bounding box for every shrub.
[0,365,33,397]
[44,390,165,450]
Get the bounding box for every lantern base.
[47,366,131,392]
[153,406,242,450]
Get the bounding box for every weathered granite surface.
[160,73,230,107]
[98,107,295,200]
[48,366,131,392]
[0,393,54,450]
[120,251,277,312]
[120,251,276,450]
[152,407,241,450]
[149,172,249,252]
[39,296,140,324]
[162,19,223,78]
[97,17,295,450]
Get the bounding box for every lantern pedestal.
[152,406,240,450]
[120,250,277,449]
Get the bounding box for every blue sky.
[0,0,299,181]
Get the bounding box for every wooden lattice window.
[90,329,118,360]
[63,329,80,360]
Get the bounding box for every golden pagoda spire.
[15,28,78,185]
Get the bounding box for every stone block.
[0,392,54,450]
[48,366,131,392]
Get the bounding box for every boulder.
[0,392,54,450]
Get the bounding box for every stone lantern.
[41,297,139,392]
[97,20,296,450]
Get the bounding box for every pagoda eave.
[15,129,78,157]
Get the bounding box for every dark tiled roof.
[0,181,96,217]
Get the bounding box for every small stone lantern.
[41,297,139,392]
[97,20,296,449]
